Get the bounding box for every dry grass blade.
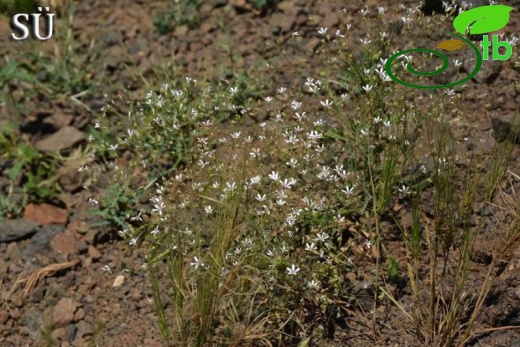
[17,259,80,298]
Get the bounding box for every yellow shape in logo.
[436,39,466,51]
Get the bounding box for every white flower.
[130,212,142,222]
[363,84,373,92]
[129,237,138,246]
[268,171,280,181]
[255,193,267,202]
[316,232,329,242]
[250,175,261,185]
[306,130,322,140]
[225,181,236,192]
[307,280,319,290]
[318,27,328,35]
[294,112,306,121]
[204,205,214,214]
[152,200,166,216]
[191,256,203,269]
[265,96,273,103]
[402,16,413,24]
[305,242,316,252]
[335,29,344,38]
[78,165,88,172]
[378,6,386,15]
[285,215,296,227]
[250,148,260,158]
[285,134,299,145]
[151,226,160,235]
[364,239,372,249]
[290,100,302,110]
[286,264,300,275]
[102,264,111,272]
[280,178,296,189]
[277,87,287,94]
[378,69,391,82]
[320,99,332,108]
[229,86,238,94]
[292,31,300,36]
[197,159,209,168]
[359,37,371,45]
[398,185,410,194]
[286,158,298,167]
[342,186,354,196]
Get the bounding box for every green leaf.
[298,337,311,347]
[388,257,400,281]
[453,5,513,35]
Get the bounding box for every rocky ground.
[1,0,520,346]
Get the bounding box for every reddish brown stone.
[52,298,77,328]
[24,203,68,225]
[50,233,79,256]
[87,245,101,260]
[67,220,89,235]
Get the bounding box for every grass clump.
[154,0,204,34]
[0,0,37,17]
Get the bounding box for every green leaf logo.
[453,5,514,35]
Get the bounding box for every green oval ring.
[384,32,483,89]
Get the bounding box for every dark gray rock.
[21,224,65,261]
[490,114,520,143]
[0,219,39,242]
[422,0,496,15]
